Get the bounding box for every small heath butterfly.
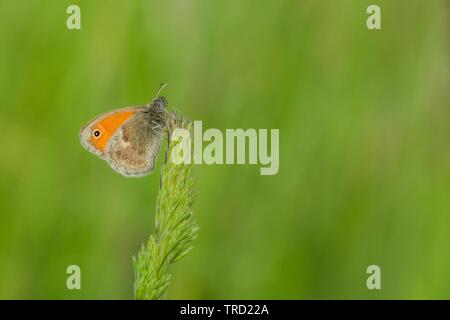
[80,84,168,177]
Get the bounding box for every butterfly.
[80,85,169,177]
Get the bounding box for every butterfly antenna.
[154,82,168,99]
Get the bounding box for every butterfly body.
[80,97,167,177]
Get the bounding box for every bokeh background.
[0,0,449,299]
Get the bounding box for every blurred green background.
[0,0,449,299]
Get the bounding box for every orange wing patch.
[89,110,136,153]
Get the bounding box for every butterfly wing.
[105,111,164,177]
[80,106,146,159]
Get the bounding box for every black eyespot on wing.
[93,129,101,138]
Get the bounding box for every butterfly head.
[152,96,167,109]
[144,96,168,133]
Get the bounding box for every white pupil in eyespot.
[93,130,101,138]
